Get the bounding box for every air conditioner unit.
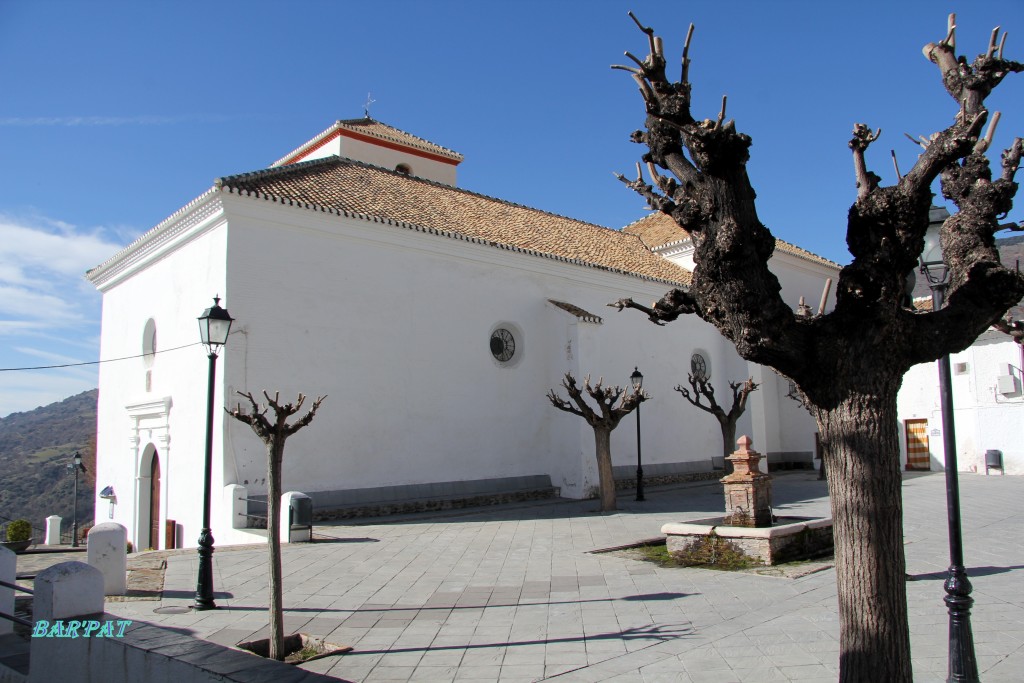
[996,374,1018,395]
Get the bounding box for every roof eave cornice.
[85,188,224,289]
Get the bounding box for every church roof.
[623,211,841,269]
[215,156,691,286]
[271,118,464,167]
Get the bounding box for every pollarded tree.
[609,13,1024,683]
[547,373,647,511]
[227,390,326,662]
[675,374,758,471]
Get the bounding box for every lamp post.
[920,217,979,683]
[630,367,645,502]
[66,451,85,547]
[195,296,234,611]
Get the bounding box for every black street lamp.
[195,296,233,611]
[66,451,86,547]
[630,367,644,502]
[920,214,979,683]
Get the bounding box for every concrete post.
[86,523,127,595]
[280,491,311,544]
[225,483,248,529]
[33,561,104,621]
[44,515,62,546]
[29,562,105,683]
[0,546,14,636]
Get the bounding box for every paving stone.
[34,472,1014,683]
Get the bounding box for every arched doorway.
[149,453,161,549]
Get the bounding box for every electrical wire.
[0,342,204,372]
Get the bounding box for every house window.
[395,163,411,175]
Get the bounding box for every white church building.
[87,117,850,551]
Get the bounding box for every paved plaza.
[69,472,1024,681]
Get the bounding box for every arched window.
[395,163,411,175]
[143,319,157,391]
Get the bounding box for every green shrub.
[670,532,758,570]
[6,519,32,543]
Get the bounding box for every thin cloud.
[0,115,232,126]
[0,215,129,285]
[0,213,131,414]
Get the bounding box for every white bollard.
[224,483,248,530]
[44,515,62,546]
[280,491,312,544]
[33,561,104,621]
[0,546,14,636]
[86,523,127,596]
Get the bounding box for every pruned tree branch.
[992,317,1024,345]
[850,123,883,199]
[547,373,647,428]
[227,391,327,443]
[674,375,758,423]
[608,12,805,376]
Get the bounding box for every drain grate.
[153,605,191,614]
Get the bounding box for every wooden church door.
[149,453,161,549]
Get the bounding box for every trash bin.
[985,449,1003,475]
[289,496,313,541]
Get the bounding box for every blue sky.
[1,0,1022,417]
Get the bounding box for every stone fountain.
[661,436,833,565]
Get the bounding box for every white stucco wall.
[92,199,231,551]
[897,330,1024,474]
[91,189,825,548]
[219,197,739,506]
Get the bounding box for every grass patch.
[670,533,759,570]
[629,535,758,571]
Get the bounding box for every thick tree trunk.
[814,387,910,683]
[721,419,737,473]
[593,427,617,512]
[266,440,286,661]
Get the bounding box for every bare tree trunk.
[226,391,325,663]
[721,419,737,473]
[266,440,285,661]
[593,427,616,512]
[815,387,910,683]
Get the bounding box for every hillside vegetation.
[0,389,96,539]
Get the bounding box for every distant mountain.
[0,389,97,541]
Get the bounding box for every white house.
[898,328,1023,475]
[897,232,1024,475]
[86,118,840,551]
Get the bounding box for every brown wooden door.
[905,420,930,471]
[149,453,161,549]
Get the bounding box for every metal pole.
[931,283,979,683]
[71,465,79,548]
[635,402,644,502]
[195,351,218,610]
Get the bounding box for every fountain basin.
[661,516,833,566]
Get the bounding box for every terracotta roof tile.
[217,157,691,286]
[623,212,841,269]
